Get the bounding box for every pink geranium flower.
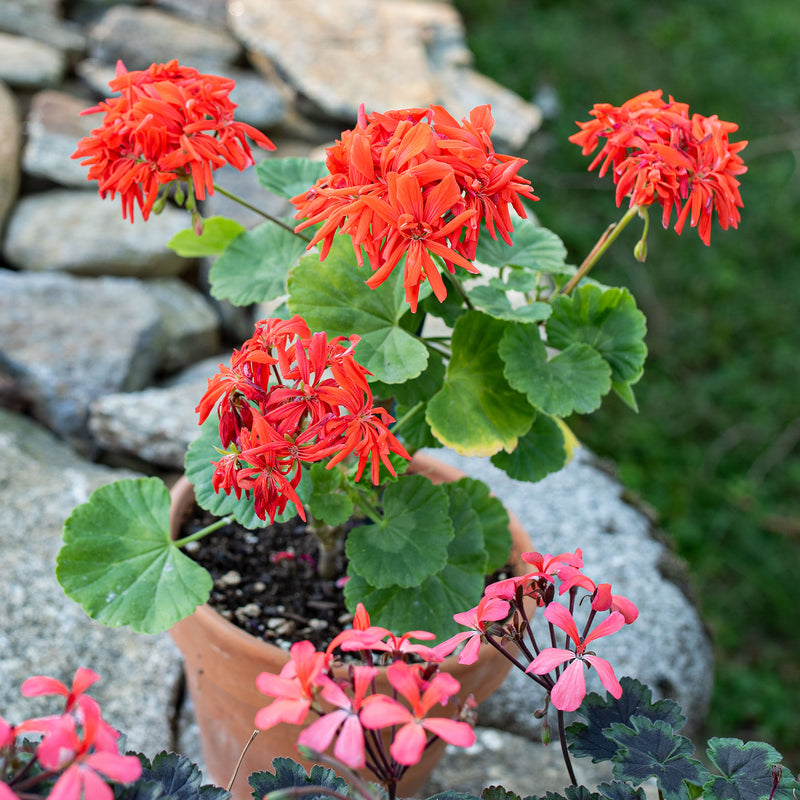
[434,596,511,664]
[255,640,329,729]
[297,666,378,769]
[359,662,474,765]
[526,603,625,712]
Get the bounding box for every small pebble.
[240,603,261,618]
[219,570,241,586]
[307,618,328,631]
[266,617,285,629]
[252,581,266,592]
[184,541,200,554]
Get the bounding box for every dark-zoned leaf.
[596,782,647,800]
[703,738,797,800]
[607,717,706,800]
[209,221,308,305]
[567,677,686,763]
[427,311,535,456]
[249,757,348,800]
[115,752,230,800]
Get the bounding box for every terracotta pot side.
[169,452,534,799]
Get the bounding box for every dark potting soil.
[182,507,356,651]
[182,505,514,652]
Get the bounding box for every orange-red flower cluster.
[196,315,410,523]
[72,60,275,222]
[292,104,538,311]
[570,90,747,245]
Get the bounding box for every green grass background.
[452,0,800,758]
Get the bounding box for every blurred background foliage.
[453,0,800,759]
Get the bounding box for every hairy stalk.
[559,204,641,296]
[214,184,312,242]
[173,514,234,548]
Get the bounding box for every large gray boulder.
[0,408,182,755]
[3,190,191,277]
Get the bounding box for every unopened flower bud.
[541,718,551,745]
[634,237,648,262]
[174,183,186,206]
[192,210,204,236]
[150,194,167,216]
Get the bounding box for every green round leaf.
[166,216,246,257]
[288,236,428,384]
[306,463,354,526]
[475,218,568,273]
[255,157,329,200]
[57,478,212,634]
[491,412,568,483]
[210,221,308,306]
[426,311,535,456]
[467,284,552,323]
[345,474,453,588]
[344,488,487,638]
[500,324,611,416]
[548,284,648,384]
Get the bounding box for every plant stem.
[214,184,312,242]
[557,709,578,786]
[173,514,234,548]
[559,204,641,296]
[227,729,260,792]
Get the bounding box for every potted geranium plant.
[53,62,747,795]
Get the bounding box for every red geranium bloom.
[292,103,537,310]
[73,59,275,221]
[570,90,747,245]
[197,315,409,523]
[433,596,511,665]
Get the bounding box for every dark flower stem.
[557,708,578,786]
[214,184,312,242]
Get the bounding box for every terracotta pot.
[169,452,533,799]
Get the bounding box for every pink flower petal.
[526,648,574,675]
[333,714,367,769]
[583,611,625,646]
[85,751,142,783]
[359,695,412,729]
[584,655,623,699]
[550,658,587,712]
[298,709,346,753]
[543,603,581,645]
[390,722,427,766]
[422,717,475,748]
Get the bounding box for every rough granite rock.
[88,5,242,72]
[22,89,98,187]
[0,407,182,756]
[0,80,21,235]
[3,190,191,277]
[229,0,468,119]
[0,31,66,89]
[0,269,163,448]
